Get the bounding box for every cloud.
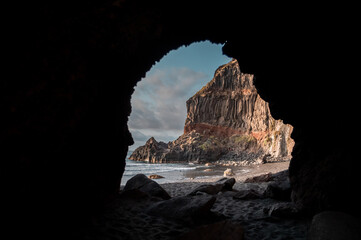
[130,129,149,142]
[130,67,208,131]
[134,68,207,101]
[129,67,208,145]
[129,98,161,129]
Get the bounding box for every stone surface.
[146,195,216,225]
[188,178,236,196]
[130,59,294,165]
[223,168,235,177]
[244,172,274,183]
[264,179,291,201]
[149,174,164,179]
[308,211,361,240]
[124,174,171,200]
[203,168,213,172]
[264,202,300,218]
[189,184,224,196]
[178,220,244,240]
[233,189,263,200]
[216,178,236,191]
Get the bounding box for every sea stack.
[130,59,294,165]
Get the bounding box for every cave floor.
[81,181,310,240]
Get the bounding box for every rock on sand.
[149,174,164,179]
[224,168,234,176]
[124,174,170,200]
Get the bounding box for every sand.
[83,161,310,240]
[161,182,309,239]
[182,161,292,183]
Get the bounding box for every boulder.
[188,178,236,196]
[264,179,291,201]
[118,189,150,201]
[233,189,263,200]
[216,177,236,191]
[224,168,234,177]
[146,195,216,225]
[244,172,273,183]
[244,170,289,183]
[189,184,224,196]
[271,170,289,182]
[123,174,171,200]
[308,211,361,240]
[263,202,300,218]
[148,174,164,179]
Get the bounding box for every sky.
[128,41,232,152]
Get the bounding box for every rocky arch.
[4,1,359,238]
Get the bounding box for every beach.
[183,161,292,183]
[121,159,291,185]
[86,161,310,240]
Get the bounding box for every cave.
[4,1,360,239]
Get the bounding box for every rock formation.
[5,2,359,238]
[130,59,294,165]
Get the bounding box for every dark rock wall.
[221,16,360,216]
[3,0,359,237]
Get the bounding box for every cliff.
[130,59,294,165]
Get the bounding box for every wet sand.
[182,161,290,183]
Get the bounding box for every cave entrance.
[122,40,232,185]
[123,40,294,186]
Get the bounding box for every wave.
[123,160,198,177]
[125,165,187,170]
[124,167,197,175]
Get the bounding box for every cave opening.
[124,40,295,187]
[123,40,232,185]
[120,40,302,239]
[7,2,360,239]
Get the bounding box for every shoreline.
[121,160,290,186]
[159,161,291,199]
[184,161,290,183]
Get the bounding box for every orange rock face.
[131,59,294,164]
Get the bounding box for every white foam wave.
[123,160,198,177]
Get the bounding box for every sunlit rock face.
[130,59,294,164]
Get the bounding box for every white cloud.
[128,67,208,149]
[130,129,149,142]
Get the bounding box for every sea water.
[121,158,237,186]
[121,159,199,185]
[121,150,248,185]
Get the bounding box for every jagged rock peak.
[146,137,157,145]
[195,59,255,96]
[185,59,269,132]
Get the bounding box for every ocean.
[121,158,233,186]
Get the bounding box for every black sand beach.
[93,161,310,240]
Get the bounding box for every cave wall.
[3,0,359,237]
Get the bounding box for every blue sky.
[128,41,232,151]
